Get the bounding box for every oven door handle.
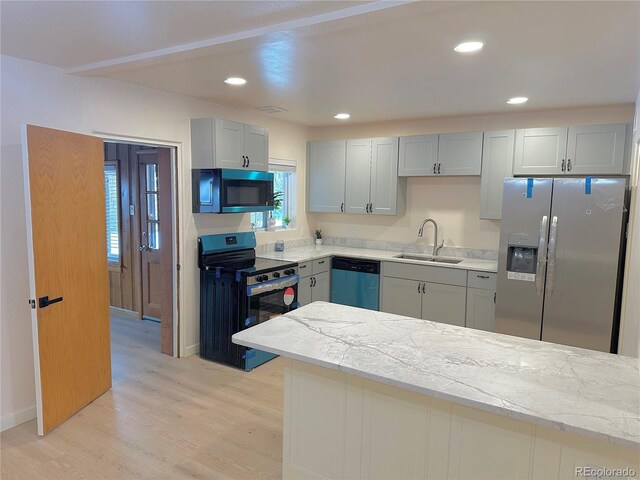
[246,274,299,297]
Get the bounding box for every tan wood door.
[138,149,174,355]
[22,124,112,435]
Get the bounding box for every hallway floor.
[1,311,284,479]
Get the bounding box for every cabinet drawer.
[467,271,497,290]
[313,257,330,274]
[297,261,311,276]
[382,262,466,287]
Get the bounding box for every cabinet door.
[345,138,372,214]
[190,118,215,169]
[422,283,466,327]
[214,118,245,169]
[298,276,313,307]
[311,272,330,303]
[438,131,483,176]
[513,127,567,175]
[381,276,422,318]
[566,123,626,175]
[480,130,515,220]
[244,124,268,171]
[370,137,399,215]
[308,140,346,213]
[465,287,496,332]
[398,135,439,176]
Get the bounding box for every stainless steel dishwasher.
[330,257,380,311]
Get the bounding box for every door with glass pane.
[138,150,174,355]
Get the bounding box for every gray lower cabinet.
[480,130,515,220]
[465,271,497,332]
[380,276,423,319]
[298,259,330,306]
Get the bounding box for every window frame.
[104,160,122,266]
[251,159,297,231]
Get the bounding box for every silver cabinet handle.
[546,216,558,295]
[535,215,548,296]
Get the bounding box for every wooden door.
[422,283,466,327]
[513,127,568,175]
[480,130,515,220]
[370,137,399,215]
[344,138,372,214]
[138,149,174,355]
[566,123,626,175]
[214,118,244,169]
[307,140,346,213]
[398,134,439,176]
[438,131,483,176]
[22,124,111,435]
[380,276,422,318]
[243,124,269,171]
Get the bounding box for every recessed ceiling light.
[507,97,529,105]
[454,41,484,53]
[224,77,247,86]
[334,113,350,120]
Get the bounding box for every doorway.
[104,141,176,356]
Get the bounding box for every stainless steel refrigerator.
[495,177,628,353]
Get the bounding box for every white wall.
[0,55,309,428]
[307,105,635,250]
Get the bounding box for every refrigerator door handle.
[546,216,558,295]
[535,215,549,296]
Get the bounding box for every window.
[251,159,296,230]
[104,162,120,264]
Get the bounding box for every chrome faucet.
[418,218,444,256]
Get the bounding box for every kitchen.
[1,1,639,479]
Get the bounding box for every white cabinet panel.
[214,118,245,169]
[345,138,372,214]
[312,271,330,303]
[438,131,483,176]
[480,130,515,220]
[298,276,313,307]
[399,134,439,176]
[566,123,626,175]
[190,118,215,169]
[514,127,567,175]
[381,276,422,318]
[243,124,268,171]
[465,288,496,332]
[308,140,346,213]
[370,137,399,215]
[422,283,466,327]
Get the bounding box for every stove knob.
[260,275,269,282]
[287,269,295,275]
[272,272,280,278]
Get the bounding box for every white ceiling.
[2,1,639,126]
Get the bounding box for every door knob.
[39,295,63,309]
[139,245,148,252]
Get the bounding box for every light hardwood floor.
[1,311,284,479]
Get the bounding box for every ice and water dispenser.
[505,234,538,282]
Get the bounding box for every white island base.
[283,359,637,480]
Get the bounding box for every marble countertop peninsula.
[233,302,640,449]
[258,245,498,273]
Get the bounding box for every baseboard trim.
[185,343,200,357]
[109,306,139,318]
[1,406,36,432]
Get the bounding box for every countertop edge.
[233,335,639,450]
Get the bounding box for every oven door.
[220,169,274,213]
[244,275,299,329]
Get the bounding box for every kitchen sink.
[394,254,463,265]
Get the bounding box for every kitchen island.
[233,302,639,480]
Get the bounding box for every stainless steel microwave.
[192,169,275,214]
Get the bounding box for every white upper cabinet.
[437,131,483,176]
[345,138,373,214]
[190,117,269,171]
[398,134,439,176]
[513,127,567,176]
[243,124,269,171]
[308,140,346,213]
[480,130,515,220]
[566,123,626,175]
[370,137,400,215]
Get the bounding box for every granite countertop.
[259,245,498,273]
[233,302,640,449]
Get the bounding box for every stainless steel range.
[197,232,299,370]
